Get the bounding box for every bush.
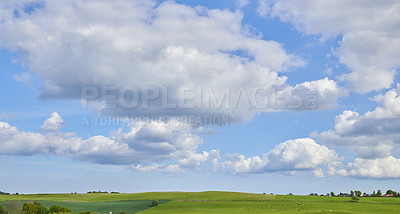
[152,199,159,207]
[49,205,73,214]
[351,196,360,202]
[23,203,38,214]
[120,211,127,214]
[35,202,48,214]
[77,211,98,214]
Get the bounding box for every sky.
[1,0,400,195]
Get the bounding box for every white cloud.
[219,138,338,175]
[40,112,66,132]
[0,0,345,125]
[131,163,184,174]
[0,113,203,165]
[328,156,400,179]
[329,85,400,136]
[314,85,400,176]
[260,0,400,93]
[179,150,220,171]
[220,153,269,174]
[13,72,31,84]
[265,138,338,170]
[257,0,271,17]
[286,77,346,111]
[237,0,251,8]
[0,115,340,176]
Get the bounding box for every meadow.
[1,191,400,213]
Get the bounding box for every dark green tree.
[350,190,354,196]
[330,192,335,197]
[372,190,376,197]
[355,191,362,197]
[377,190,382,197]
[386,190,397,196]
[152,199,159,207]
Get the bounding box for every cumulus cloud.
[0,113,202,165]
[0,0,344,125]
[265,138,338,171]
[0,115,340,176]
[179,150,220,171]
[220,138,338,175]
[328,156,400,179]
[314,85,400,175]
[259,0,400,93]
[220,153,269,174]
[40,112,66,132]
[332,85,400,136]
[282,77,346,111]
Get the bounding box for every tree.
[386,190,397,196]
[152,199,159,207]
[351,196,359,202]
[34,202,48,214]
[49,205,73,214]
[22,203,38,214]
[377,190,382,197]
[77,212,98,214]
[0,205,6,214]
[372,190,376,197]
[288,193,293,195]
[350,190,354,197]
[330,192,335,197]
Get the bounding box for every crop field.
[1,191,400,213]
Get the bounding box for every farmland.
[1,191,400,213]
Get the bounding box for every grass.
[1,192,400,213]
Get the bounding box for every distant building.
[383,194,394,197]
[339,193,350,197]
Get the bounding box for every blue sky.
[1,0,400,194]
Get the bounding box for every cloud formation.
[0,114,202,165]
[312,85,400,178]
[260,0,400,93]
[0,114,340,176]
[0,0,342,125]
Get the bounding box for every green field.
[1,191,400,213]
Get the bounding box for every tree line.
[309,189,400,197]
[0,201,129,214]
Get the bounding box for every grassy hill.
[1,191,400,213]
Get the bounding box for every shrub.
[152,199,159,207]
[34,202,48,214]
[23,203,38,214]
[120,211,127,214]
[49,205,73,214]
[351,196,360,202]
[77,211,98,214]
